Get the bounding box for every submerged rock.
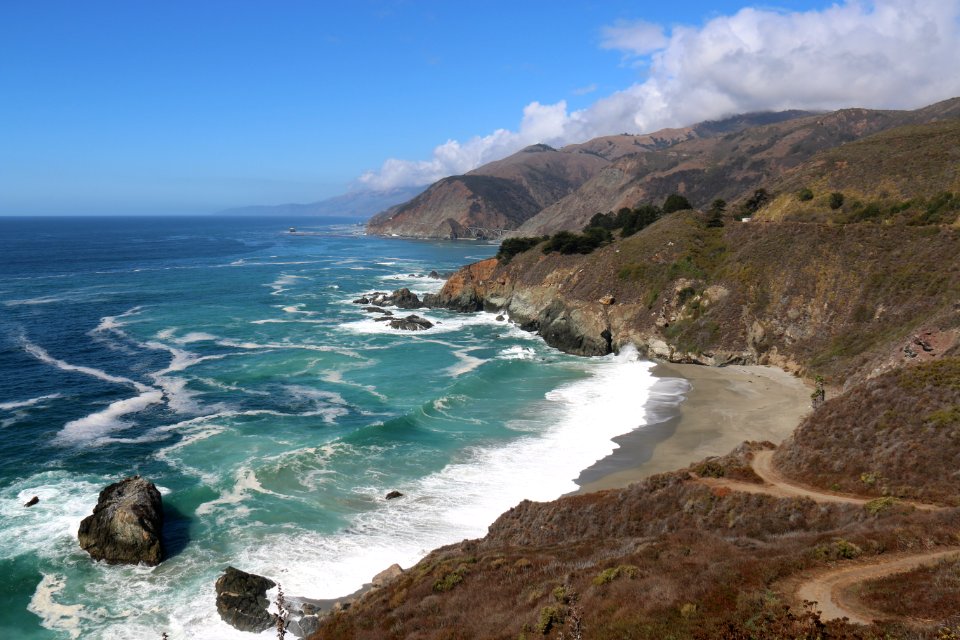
[215,566,277,633]
[385,490,403,500]
[389,315,433,331]
[24,496,39,507]
[77,476,164,565]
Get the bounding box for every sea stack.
[77,476,164,566]
[215,567,277,633]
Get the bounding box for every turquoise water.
[0,217,659,639]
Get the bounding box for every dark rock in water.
[363,306,391,314]
[297,615,321,637]
[77,476,164,565]
[352,296,370,305]
[391,287,424,309]
[24,496,39,507]
[374,316,392,322]
[389,315,433,331]
[215,566,277,633]
[385,490,403,500]
[428,270,441,279]
[496,315,505,322]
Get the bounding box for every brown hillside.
[366,145,608,239]
[775,358,960,507]
[757,118,960,224]
[312,447,960,639]
[367,110,816,239]
[516,99,960,235]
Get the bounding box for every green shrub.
[663,194,692,214]
[537,606,565,634]
[592,565,639,585]
[865,496,898,515]
[798,187,814,202]
[744,188,770,213]
[542,227,612,255]
[829,192,845,209]
[695,460,725,478]
[834,539,863,559]
[497,236,544,262]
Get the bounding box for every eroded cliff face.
[431,212,960,386]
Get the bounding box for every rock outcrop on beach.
[77,476,164,566]
[215,566,277,633]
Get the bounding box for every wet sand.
[575,362,812,493]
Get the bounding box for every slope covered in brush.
[515,98,960,235]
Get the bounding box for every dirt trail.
[701,449,941,510]
[696,448,953,624]
[796,549,960,624]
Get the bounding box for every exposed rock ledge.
[423,258,754,366]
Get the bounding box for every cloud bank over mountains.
[359,0,960,190]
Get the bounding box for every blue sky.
[2,1,957,215]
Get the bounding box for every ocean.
[0,216,664,639]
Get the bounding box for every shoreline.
[574,361,812,493]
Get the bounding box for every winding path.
[796,549,960,625]
[695,448,954,624]
[700,449,941,511]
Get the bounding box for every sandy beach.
[575,362,812,493]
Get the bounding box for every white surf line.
[23,336,171,446]
[0,393,62,411]
[22,339,153,393]
[88,305,143,336]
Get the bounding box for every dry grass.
[855,557,960,624]
[775,359,960,506]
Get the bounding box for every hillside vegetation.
[312,361,960,639]
[776,359,960,506]
[513,98,960,235]
[758,118,960,225]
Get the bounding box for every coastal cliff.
[427,213,960,388]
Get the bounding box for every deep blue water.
[0,216,658,639]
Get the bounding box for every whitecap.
[22,338,152,392]
[55,389,165,446]
[0,393,62,411]
[498,345,537,360]
[195,467,281,518]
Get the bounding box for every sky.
[2,1,959,215]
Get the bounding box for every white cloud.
[600,19,668,56]
[359,0,960,190]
